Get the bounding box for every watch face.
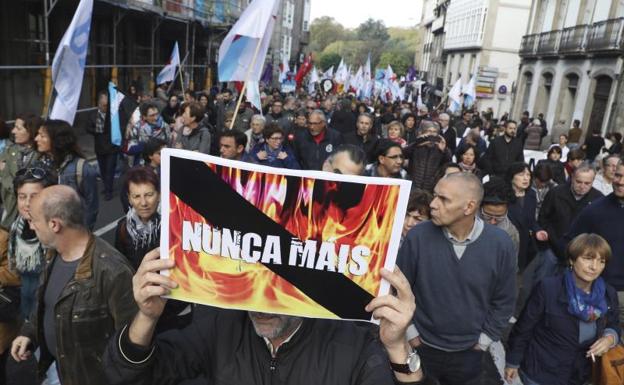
[408,352,421,372]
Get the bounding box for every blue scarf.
[564,269,608,322]
[263,143,281,163]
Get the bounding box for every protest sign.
[161,149,411,322]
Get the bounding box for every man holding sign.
[104,146,429,384]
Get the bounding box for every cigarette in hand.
[591,353,595,362]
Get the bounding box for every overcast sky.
[310,0,422,29]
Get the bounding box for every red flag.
[233,81,244,94]
[295,54,313,88]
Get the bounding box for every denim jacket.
[58,155,99,230]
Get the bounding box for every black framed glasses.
[16,167,48,179]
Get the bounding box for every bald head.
[442,172,484,206]
[36,185,85,229]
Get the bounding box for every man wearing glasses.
[292,110,343,171]
[364,139,406,179]
[480,179,520,255]
[265,99,293,133]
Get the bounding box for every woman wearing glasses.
[35,120,99,230]
[247,124,300,169]
[0,114,41,229]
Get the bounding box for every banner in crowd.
[160,149,411,322]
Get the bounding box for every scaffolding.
[0,0,243,119]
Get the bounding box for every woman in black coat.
[505,163,548,272]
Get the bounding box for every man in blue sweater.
[566,160,624,324]
[398,172,517,385]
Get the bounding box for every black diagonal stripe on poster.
[169,156,374,320]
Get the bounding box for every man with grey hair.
[293,109,343,170]
[593,154,620,195]
[566,159,624,326]
[398,172,517,385]
[11,185,137,385]
[438,113,457,154]
[539,161,603,259]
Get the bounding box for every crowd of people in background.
[0,79,623,385]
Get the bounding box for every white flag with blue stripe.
[108,82,124,146]
[218,0,280,82]
[157,42,181,86]
[49,0,94,124]
[462,75,477,108]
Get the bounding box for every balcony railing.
[536,30,561,55]
[520,34,538,56]
[587,18,624,52]
[559,25,588,54]
[520,17,624,58]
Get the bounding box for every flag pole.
[166,52,190,95]
[229,37,263,130]
[179,64,185,93]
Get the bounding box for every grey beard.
[249,312,303,340]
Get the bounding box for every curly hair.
[41,119,84,168]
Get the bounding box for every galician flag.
[108,82,124,146]
[218,0,280,82]
[49,0,94,124]
[448,78,463,113]
[246,81,262,112]
[279,54,290,84]
[157,42,181,85]
[462,74,477,108]
[322,66,334,79]
[308,66,320,94]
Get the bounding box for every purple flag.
[261,62,273,85]
[407,66,417,82]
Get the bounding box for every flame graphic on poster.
[167,162,401,319]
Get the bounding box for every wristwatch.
[390,349,421,374]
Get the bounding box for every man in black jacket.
[103,151,430,385]
[343,113,379,163]
[329,98,356,135]
[438,113,457,155]
[293,110,344,170]
[86,91,119,201]
[538,163,602,258]
[483,120,524,178]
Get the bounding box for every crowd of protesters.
[0,79,623,385]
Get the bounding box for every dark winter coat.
[292,127,344,171]
[538,184,603,259]
[507,275,620,385]
[404,137,451,192]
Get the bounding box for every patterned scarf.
[125,208,161,253]
[459,162,476,172]
[8,216,45,274]
[564,269,608,322]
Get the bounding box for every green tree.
[319,52,341,72]
[356,18,390,42]
[310,17,346,53]
[377,51,411,75]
